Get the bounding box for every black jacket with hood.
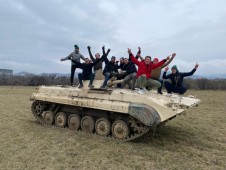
[163,68,196,87]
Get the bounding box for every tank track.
[31,100,150,142]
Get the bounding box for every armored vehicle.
[30,73,200,141]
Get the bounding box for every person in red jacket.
[128,48,171,94]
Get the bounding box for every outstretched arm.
[152,55,171,69]
[135,47,141,59]
[87,46,95,61]
[162,67,171,79]
[161,53,176,68]
[90,58,102,67]
[102,46,110,64]
[181,63,199,77]
[80,54,86,61]
[105,48,110,58]
[61,53,72,61]
[128,48,141,66]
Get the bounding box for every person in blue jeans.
[162,64,199,96]
[101,53,118,88]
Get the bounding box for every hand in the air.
[128,48,131,54]
[165,67,169,72]
[172,53,176,58]
[107,49,111,53]
[138,47,141,51]
[195,63,199,69]
[166,56,170,60]
[102,45,105,51]
[87,46,91,50]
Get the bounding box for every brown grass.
[0,86,225,170]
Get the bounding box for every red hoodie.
[129,53,166,79]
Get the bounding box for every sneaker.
[166,93,172,97]
[78,84,83,88]
[100,85,106,89]
[138,89,144,94]
[89,84,94,88]
[142,87,148,93]
[157,91,163,95]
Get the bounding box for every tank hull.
[30,84,200,141]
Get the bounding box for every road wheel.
[43,111,54,125]
[68,114,81,130]
[55,112,67,127]
[31,101,46,116]
[112,120,130,140]
[81,116,95,133]
[95,118,111,136]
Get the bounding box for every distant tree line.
[0,75,226,90]
[184,78,226,90]
[0,74,78,86]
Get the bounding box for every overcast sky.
[0,0,226,76]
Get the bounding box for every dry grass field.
[0,86,225,170]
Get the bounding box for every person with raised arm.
[121,58,137,90]
[135,47,144,61]
[60,45,85,86]
[128,48,170,94]
[152,53,176,94]
[162,63,199,97]
[87,46,103,73]
[101,48,118,88]
[70,46,108,88]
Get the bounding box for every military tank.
[30,72,200,141]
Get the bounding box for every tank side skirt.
[31,94,130,114]
[32,94,162,127]
[31,100,151,142]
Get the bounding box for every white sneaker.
[166,93,172,97]
[142,87,148,93]
[138,89,144,94]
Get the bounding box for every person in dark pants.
[71,58,102,88]
[121,58,137,90]
[60,45,85,86]
[163,64,199,97]
[71,46,109,88]
[101,55,118,88]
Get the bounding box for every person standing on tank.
[72,46,110,88]
[60,45,85,86]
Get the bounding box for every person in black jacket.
[163,64,199,96]
[87,46,102,73]
[71,46,110,88]
[101,55,118,88]
[121,58,137,90]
